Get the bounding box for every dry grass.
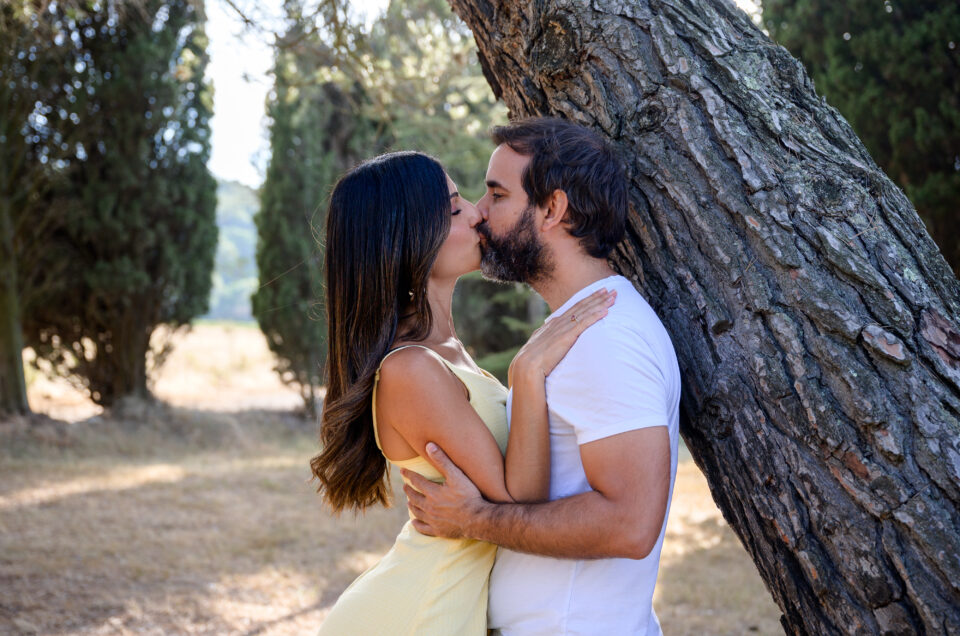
[23,324,304,422]
[1,324,782,635]
[0,417,408,636]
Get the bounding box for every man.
[402,117,681,635]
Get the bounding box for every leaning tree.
[447,0,960,633]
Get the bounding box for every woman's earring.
[408,289,414,300]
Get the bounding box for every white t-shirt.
[488,275,681,636]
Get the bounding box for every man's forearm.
[466,489,650,560]
[404,430,669,560]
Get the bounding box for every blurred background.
[1,0,956,633]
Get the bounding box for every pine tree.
[22,0,218,407]
[763,0,960,274]
[448,0,960,629]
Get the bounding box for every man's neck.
[531,256,618,312]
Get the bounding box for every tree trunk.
[106,309,153,407]
[0,197,29,416]
[448,0,960,633]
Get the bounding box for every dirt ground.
[1,324,783,635]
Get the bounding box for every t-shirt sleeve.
[546,319,668,445]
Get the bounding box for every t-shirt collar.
[545,275,623,323]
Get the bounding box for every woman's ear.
[540,189,569,231]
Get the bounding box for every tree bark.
[0,196,29,415]
[448,0,960,633]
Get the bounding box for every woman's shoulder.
[376,345,468,404]
[377,345,450,384]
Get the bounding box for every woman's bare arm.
[377,349,516,503]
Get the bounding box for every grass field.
[1,325,783,635]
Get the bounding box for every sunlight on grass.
[333,549,384,578]
[0,463,187,510]
[661,460,729,557]
[204,568,325,634]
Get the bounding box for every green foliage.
[206,179,258,322]
[453,272,546,360]
[364,0,505,202]
[19,0,218,406]
[475,345,521,385]
[0,1,97,413]
[764,0,960,274]
[253,4,383,414]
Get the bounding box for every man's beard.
[478,205,552,284]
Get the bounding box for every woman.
[312,151,614,635]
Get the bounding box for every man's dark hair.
[490,117,628,259]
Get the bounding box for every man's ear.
[540,189,569,231]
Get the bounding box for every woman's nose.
[466,201,483,227]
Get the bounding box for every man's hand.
[401,442,490,539]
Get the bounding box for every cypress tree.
[0,5,40,415]
[254,1,384,416]
[763,0,960,274]
[23,0,218,407]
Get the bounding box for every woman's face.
[431,174,482,281]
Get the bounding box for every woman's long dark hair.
[310,151,451,513]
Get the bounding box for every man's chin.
[479,259,519,284]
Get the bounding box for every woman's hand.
[509,288,616,385]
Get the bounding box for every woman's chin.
[465,251,482,274]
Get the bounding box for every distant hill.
[203,179,259,322]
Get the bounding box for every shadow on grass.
[0,407,410,635]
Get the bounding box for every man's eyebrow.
[485,179,506,190]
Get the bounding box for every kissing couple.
[314,117,680,636]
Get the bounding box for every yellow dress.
[318,345,509,636]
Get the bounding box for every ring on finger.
[571,314,579,324]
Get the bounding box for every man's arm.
[403,425,671,560]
